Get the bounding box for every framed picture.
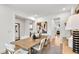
[37,21,47,33]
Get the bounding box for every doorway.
[15,23,20,41]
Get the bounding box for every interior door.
[15,23,20,41]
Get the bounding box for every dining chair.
[32,38,46,53]
[44,38,49,46]
[5,43,15,54]
[5,43,29,54]
[14,48,29,54]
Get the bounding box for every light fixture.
[62,8,66,11]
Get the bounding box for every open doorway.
[15,15,26,41]
[14,14,35,41]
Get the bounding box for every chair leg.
[31,48,38,54]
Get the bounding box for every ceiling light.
[62,8,66,11]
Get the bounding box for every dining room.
[14,14,52,54]
[1,0,79,59]
[0,4,78,54]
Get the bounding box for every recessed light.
[62,8,66,11]
[52,19,54,22]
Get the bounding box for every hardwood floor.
[41,45,62,54]
[39,38,62,54]
[62,39,75,54]
[40,37,76,54]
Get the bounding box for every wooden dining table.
[15,35,48,54]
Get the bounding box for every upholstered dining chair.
[5,43,15,54]
[44,38,49,46]
[14,48,29,54]
[32,38,46,53]
[5,43,29,54]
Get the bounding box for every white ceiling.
[5,4,76,16]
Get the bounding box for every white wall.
[0,5,15,53]
[25,20,30,36]
[0,5,28,53]
[46,18,56,36]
